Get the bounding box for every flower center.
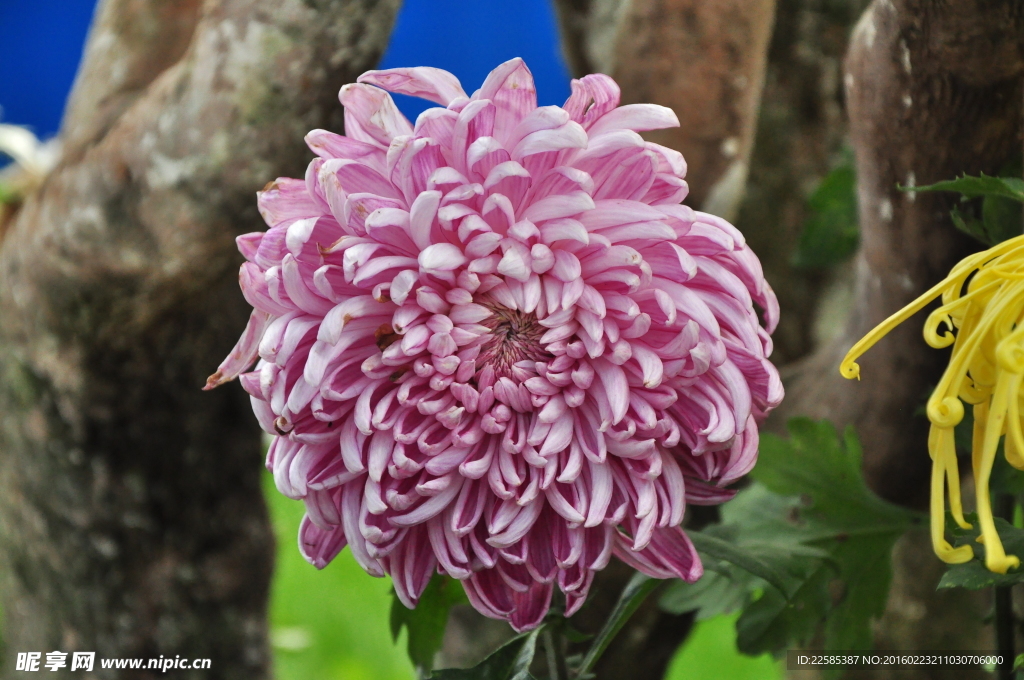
[476,304,551,380]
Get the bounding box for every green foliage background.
[263,472,781,680]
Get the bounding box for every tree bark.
[735,0,868,363]
[777,1,1024,676]
[781,0,1024,524]
[0,1,399,677]
[554,1,1024,677]
[554,0,777,219]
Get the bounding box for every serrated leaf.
[754,419,912,537]
[659,517,830,622]
[659,568,750,621]
[947,200,1022,247]
[657,419,912,667]
[736,562,833,656]
[429,627,542,680]
[752,419,913,651]
[688,530,792,597]
[908,172,1024,246]
[793,160,859,269]
[949,205,993,245]
[391,575,469,673]
[938,514,1024,589]
[981,191,1023,245]
[910,173,1024,203]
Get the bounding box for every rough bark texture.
[777,1,1024,676]
[554,0,777,219]
[0,0,399,677]
[868,527,991,680]
[553,0,861,366]
[736,0,867,363]
[781,0,1024,525]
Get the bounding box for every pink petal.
[512,122,588,161]
[205,310,271,389]
[563,73,621,127]
[587,103,680,137]
[522,191,595,223]
[419,243,468,272]
[358,67,467,106]
[298,513,348,569]
[509,581,553,632]
[305,129,387,172]
[338,82,414,149]
[476,57,538,145]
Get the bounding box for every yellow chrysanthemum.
[841,236,1024,574]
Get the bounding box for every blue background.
[0,0,572,138]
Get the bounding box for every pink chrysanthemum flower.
[209,58,782,631]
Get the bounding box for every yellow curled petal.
[842,234,1024,575]
[975,373,1021,573]
[930,431,973,564]
[973,402,988,482]
[935,426,971,529]
[840,276,957,380]
[927,395,965,428]
[997,326,1024,374]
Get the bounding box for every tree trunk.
[778,1,1024,676]
[554,0,1024,677]
[782,0,1024,526]
[735,0,867,363]
[554,0,777,219]
[0,1,399,677]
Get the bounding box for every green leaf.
[658,419,913,667]
[687,530,792,598]
[561,625,594,644]
[753,418,914,652]
[907,172,1024,246]
[949,205,993,245]
[947,200,1022,247]
[910,173,1024,202]
[429,627,542,680]
[754,419,912,538]
[658,510,827,622]
[793,159,859,269]
[391,575,469,674]
[576,572,660,678]
[938,514,1024,589]
[736,562,833,656]
[981,190,1024,245]
[660,569,738,619]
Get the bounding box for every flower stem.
[544,625,569,680]
[575,573,660,679]
[995,493,1016,680]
